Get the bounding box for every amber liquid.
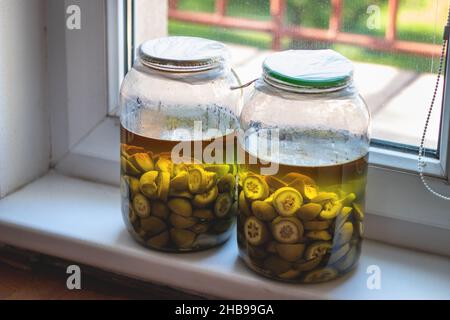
[237,148,367,283]
[120,125,237,252]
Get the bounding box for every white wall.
[0,0,49,197]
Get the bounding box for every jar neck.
[262,71,352,94]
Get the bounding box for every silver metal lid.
[139,36,230,72]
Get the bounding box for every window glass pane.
[166,0,445,151]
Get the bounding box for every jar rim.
[138,36,230,72]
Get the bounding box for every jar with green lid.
[237,50,370,283]
[120,36,241,252]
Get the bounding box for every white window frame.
[44,0,450,256]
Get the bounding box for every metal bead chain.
[418,5,450,200]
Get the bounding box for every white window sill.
[0,172,449,299]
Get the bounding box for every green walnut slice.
[311,192,338,204]
[276,243,305,262]
[303,267,338,283]
[335,206,353,231]
[170,171,189,191]
[121,144,145,158]
[192,186,219,208]
[247,244,268,260]
[203,164,229,179]
[278,269,301,280]
[128,205,138,224]
[304,241,332,260]
[282,172,315,186]
[320,202,343,220]
[157,171,171,201]
[212,218,233,234]
[263,256,292,275]
[334,222,353,246]
[335,246,358,272]
[217,173,235,193]
[352,203,365,221]
[304,220,331,231]
[272,187,303,217]
[264,176,287,191]
[155,157,174,176]
[336,192,356,207]
[168,189,193,199]
[266,241,278,254]
[140,216,166,237]
[193,209,214,221]
[306,230,332,241]
[242,175,270,201]
[167,198,192,217]
[251,200,277,222]
[329,243,350,265]
[244,216,269,246]
[297,203,322,221]
[271,217,304,244]
[169,213,197,229]
[121,156,141,176]
[170,228,196,249]
[294,256,322,271]
[132,193,151,218]
[214,193,233,218]
[128,152,154,173]
[139,171,159,198]
[188,167,208,194]
[189,222,210,234]
[239,190,252,216]
[151,201,170,220]
[146,231,169,248]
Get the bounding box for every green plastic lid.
[262,49,353,90]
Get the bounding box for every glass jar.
[120,36,241,252]
[237,50,370,283]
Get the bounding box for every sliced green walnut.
[311,192,338,204]
[214,193,233,218]
[239,190,252,216]
[303,267,338,283]
[203,164,229,179]
[140,216,166,237]
[169,214,197,229]
[189,222,210,234]
[263,256,292,275]
[335,206,352,231]
[155,157,174,176]
[146,231,169,248]
[334,222,353,246]
[244,216,269,246]
[139,171,159,198]
[128,152,154,173]
[192,186,218,208]
[168,190,193,199]
[128,206,138,224]
[151,201,170,220]
[217,173,235,193]
[132,193,151,218]
[266,241,278,254]
[247,244,268,260]
[121,156,141,176]
[212,218,233,234]
[304,241,332,260]
[336,192,356,207]
[121,176,140,199]
[167,198,192,217]
[188,167,209,194]
[297,203,322,221]
[173,163,188,176]
[272,187,303,217]
[300,184,319,201]
[319,202,343,220]
[276,243,305,262]
[271,217,304,244]
[304,220,331,231]
[264,176,287,191]
[329,243,350,264]
[122,144,145,158]
[251,200,277,222]
[170,228,196,249]
[156,171,171,201]
[335,246,358,272]
[193,209,214,221]
[294,256,322,271]
[278,269,302,280]
[282,172,315,186]
[170,171,189,191]
[306,230,332,241]
[352,203,365,221]
[242,175,269,201]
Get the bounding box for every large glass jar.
[237,50,370,283]
[120,36,241,252]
